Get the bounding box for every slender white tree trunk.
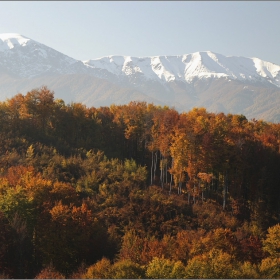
[151,151,154,185]
[154,151,158,183]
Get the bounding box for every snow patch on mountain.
[0,33,30,51]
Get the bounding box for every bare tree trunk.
[151,151,154,185]
[178,173,181,195]
[154,151,158,183]
[223,170,228,210]
[178,181,182,195]
[169,157,174,194]
[160,153,164,189]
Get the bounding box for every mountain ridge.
[1,33,280,86]
[0,33,280,122]
[83,52,280,87]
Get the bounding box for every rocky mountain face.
[1,33,280,122]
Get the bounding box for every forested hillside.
[0,86,280,278]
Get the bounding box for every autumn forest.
[0,86,280,278]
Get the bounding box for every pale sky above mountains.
[0,1,280,65]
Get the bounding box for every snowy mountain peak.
[83,51,280,87]
[0,33,82,78]
[0,33,31,51]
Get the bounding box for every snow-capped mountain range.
[1,33,280,122]
[84,53,280,87]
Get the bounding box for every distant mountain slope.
[0,33,280,122]
[0,33,90,78]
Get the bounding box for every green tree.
[185,249,239,279]
[110,259,145,279]
[146,257,185,279]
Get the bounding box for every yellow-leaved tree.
[260,223,280,278]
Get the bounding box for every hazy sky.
[1,1,280,64]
